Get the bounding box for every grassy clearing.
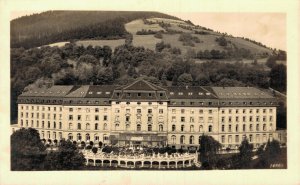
[162,33,225,54]
[125,19,165,34]
[226,37,272,54]
[131,35,162,50]
[76,39,125,50]
[43,41,70,48]
[147,18,186,25]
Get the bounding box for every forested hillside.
[11,11,180,48]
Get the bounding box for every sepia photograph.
[0,0,299,185]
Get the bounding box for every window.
[181,109,185,114]
[69,108,73,112]
[256,124,259,131]
[269,116,273,122]
[269,109,273,113]
[250,124,253,131]
[236,124,239,132]
[190,117,194,123]
[148,109,152,114]
[263,124,266,131]
[126,124,130,131]
[148,93,152,97]
[172,116,176,122]
[137,124,141,131]
[137,93,141,97]
[103,123,107,130]
[229,109,232,114]
[243,116,246,122]
[77,123,81,130]
[95,108,99,112]
[104,115,108,121]
[256,109,259,113]
[115,108,120,113]
[115,116,120,121]
[159,109,163,114]
[77,133,82,141]
[263,109,266,113]
[221,125,225,132]
[249,116,253,122]
[148,117,152,122]
[95,115,99,121]
[199,109,203,114]
[172,125,176,131]
[235,135,239,143]
[86,123,90,130]
[59,122,62,129]
[256,116,260,122]
[189,136,194,144]
[126,116,130,122]
[221,136,225,143]
[221,117,225,123]
[243,124,246,132]
[172,109,176,114]
[243,109,246,113]
[127,93,131,97]
[221,109,225,114]
[228,125,232,132]
[86,115,90,121]
[181,125,184,132]
[229,116,232,123]
[126,109,130,113]
[48,121,50,128]
[36,121,39,128]
[137,109,141,114]
[69,123,73,129]
[53,122,56,129]
[77,115,81,121]
[236,109,239,114]
[236,116,239,122]
[181,117,185,122]
[249,135,253,142]
[208,110,212,114]
[199,117,204,123]
[171,135,176,144]
[208,117,213,123]
[190,125,194,132]
[228,135,232,143]
[95,123,98,130]
[256,134,260,143]
[42,121,44,128]
[180,135,185,144]
[208,125,212,132]
[159,125,163,131]
[263,116,266,122]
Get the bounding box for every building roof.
[165,86,218,99]
[19,85,74,97]
[210,87,274,99]
[118,79,166,91]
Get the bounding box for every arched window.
[148,124,152,131]
[94,134,99,141]
[159,125,163,131]
[86,133,90,141]
[47,131,50,139]
[36,120,39,128]
[115,124,119,129]
[263,124,266,131]
[208,125,212,132]
[137,124,141,131]
[77,133,82,141]
[180,135,185,144]
[42,131,45,138]
[171,135,176,144]
[20,120,23,127]
[126,124,130,130]
[86,123,90,130]
[190,125,194,132]
[198,136,201,144]
[68,133,73,140]
[103,123,107,130]
[199,125,203,132]
[69,123,73,129]
[94,123,98,130]
[172,125,176,131]
[53,121,56,129]
[189,135,194,144]
[78,123,81,130]
[181,125,184,132]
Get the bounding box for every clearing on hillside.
[125,19,165,50]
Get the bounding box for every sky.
[11,11,286,51]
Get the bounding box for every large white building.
[12,79,286,150]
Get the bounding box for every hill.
[11,11,180,48]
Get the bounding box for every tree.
[177,73,193,86]
[11,128,46,170]
[255,140,281,168]
[269,64,287,92]
[235,138,253,169]
[44,140,85,170]
[199,135,222,169]
[92,147,98,154]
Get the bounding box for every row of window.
[221,108,273,114]
[21,112,63,120]
[221,124,272,132]
[221,134,273,143]
[20,120,62,129]
[221,115,273,122]
[21,106,63,112]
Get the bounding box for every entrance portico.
[109,133,167,148]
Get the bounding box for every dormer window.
[199,92,203,95]
[178,92,183,95]
[188,92,193,95]
[97,92,102,94]
[116,93,120,97]
[127,93,131,97]
[148,93,152,97]
[159,93,163,97]
[88,92,93,94]
[80,91,84,94]
[138,93,141,97]
[105,92,110,95]
[170,92,174,95]
[206,93,211,95]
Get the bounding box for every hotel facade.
[12,79,286,150]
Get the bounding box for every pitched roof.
[19,86,74,97]
[211,87,274,99]
[165,86,217,99]
[121,79,166,91]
